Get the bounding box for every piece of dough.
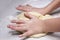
[17,11,53,38]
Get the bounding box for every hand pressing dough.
[16,11,53,38]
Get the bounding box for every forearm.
[44,18,60,32]
[43,0,60,15]
[33,0,60,15]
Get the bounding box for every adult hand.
[16,4,47,15]
[8,13,46,37]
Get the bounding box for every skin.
[8,0,60,37]
[44,18,60,32]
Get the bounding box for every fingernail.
[7,25,10,28]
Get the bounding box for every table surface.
[0,0,60,40]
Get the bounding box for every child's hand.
[8,13,46,37]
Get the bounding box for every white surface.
[0,0,60,40]
[24,0,52,8]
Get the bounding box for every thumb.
[19,30,33,37]
[24,13,35,19]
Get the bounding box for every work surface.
[0,12,60,40]
[0,0,60,40]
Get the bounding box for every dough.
[17,11,53,38]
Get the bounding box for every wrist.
[39,20,48,32]
[43,19,51,32]
[41,8,49,15]
[42,7,51,15]
[32,7,50,15]
[42,20,48,32]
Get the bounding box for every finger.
[7,24,20,30]
[16,5,30,12]
[7,25,26,31]
[16,5,27,11]
[16,24,24,27]
[19,30,33,37]
[16,5,23,10]
[11,20,25,24]
[16,5,27,12]
[24,13,35,19]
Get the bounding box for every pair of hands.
[8,5,46,37]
